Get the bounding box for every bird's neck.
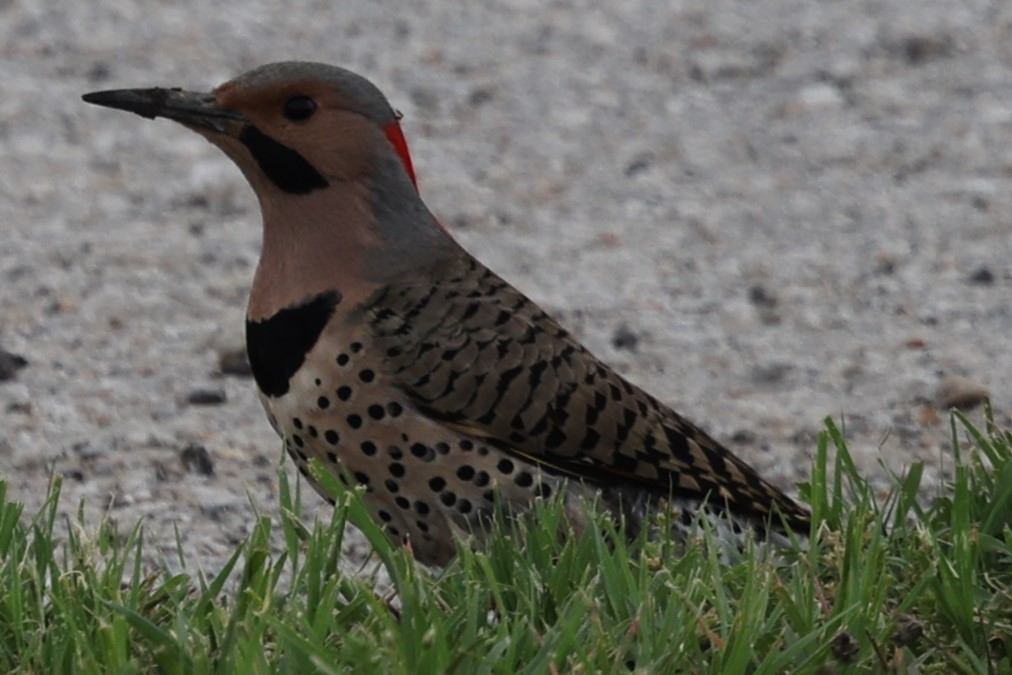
[247,180,382,321]
[246,176,459,321]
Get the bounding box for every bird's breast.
[253,314,574,566]
[245,290,342,398]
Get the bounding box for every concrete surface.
[1,0,1009,573]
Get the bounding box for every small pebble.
[751,362,791,385]
[967,267,995,286]
[72,439,115,460]
[186,387,227,406]
[935,375,989,410]
[748,284,781,325]
[218,346,252,377]
[468,86,495,107]
[624,153,653,177]
[611,323,640,351]
[748,284,777,307]
[917,404,941,427]
[895,33,953,65]
[730,429,757,444]
[201,503,237,520]
[0,349,27,382]
[181,443,215,476]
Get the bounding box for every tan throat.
[247,180,382,320]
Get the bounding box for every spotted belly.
[255,325,569,567]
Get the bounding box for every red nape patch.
[383,121,418,190]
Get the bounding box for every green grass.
[1,409,1010,673]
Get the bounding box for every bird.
[83,62,809,566]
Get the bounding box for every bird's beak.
[82,87,247,136]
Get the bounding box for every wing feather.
[367,256,809,530]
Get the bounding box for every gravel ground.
[2,1,1010,574]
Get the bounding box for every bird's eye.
[283,95,317,121]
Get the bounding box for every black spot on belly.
[239,125,329,194]
[410,443,435,462]
[246,291,340,398]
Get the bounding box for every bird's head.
[84,62,453,315]
[84,61,418,199]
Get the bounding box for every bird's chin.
[183,120,246,140]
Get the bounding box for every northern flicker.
[83,62,809,566]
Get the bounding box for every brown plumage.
[83,62,809,566]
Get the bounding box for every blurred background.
[1,0,1010,571]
